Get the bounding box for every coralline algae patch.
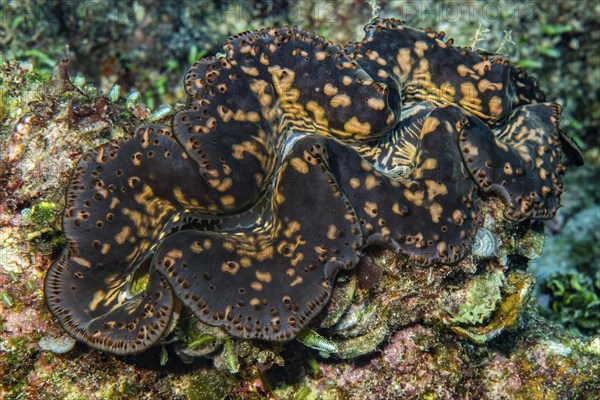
[326,322,600,400]
[42,18,582,358]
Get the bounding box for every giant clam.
[44,18,581,355]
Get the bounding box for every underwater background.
[1,1,599,399]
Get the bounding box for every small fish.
[125,89,141,108]
[296,329,338,354]
[150,104,173,121]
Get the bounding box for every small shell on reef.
[333,300,377,338]
[39,333,76,354]
[472,228,498,258]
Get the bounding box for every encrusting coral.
[43,18,582,356]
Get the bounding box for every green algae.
[272,382,346,400]
[0,336,40,398]
[451,271,535,344]
[514,228,546,260]
[443,269,504,326]
[235,340,284,370]
[0,59,47,134]
[187,370,236,400]
[21,201,56,226]
[542,271,600,334]
[532,205,600,335]
[188,333,222,349]
[102,381,142,400]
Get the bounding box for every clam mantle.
[44,18,581,355]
